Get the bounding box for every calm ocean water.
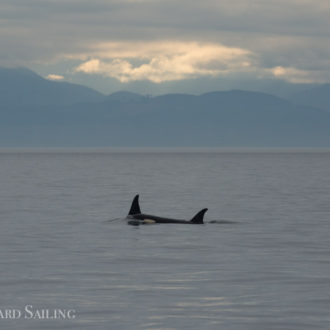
[0,148,330,329]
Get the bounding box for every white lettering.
[0,309,21,319]
[24,305,33,319]
[0,306,76,320]
[67,309,76,319]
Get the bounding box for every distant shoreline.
[1,147,330,154]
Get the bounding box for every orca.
[126,195,207,225]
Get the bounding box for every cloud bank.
[74,41,253,83]
[46,74,65,81]
[1,0,330,91]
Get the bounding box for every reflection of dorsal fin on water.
[128,194,141,215]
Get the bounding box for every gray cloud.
[1,0,330,91]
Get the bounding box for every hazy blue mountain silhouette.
[288,84,330,111]
[105,91,148,103]
[0,67,103,106]
[1,67,330,147]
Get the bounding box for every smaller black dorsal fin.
[190,208,208,224]
[128,195,141,215]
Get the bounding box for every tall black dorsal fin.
[128,195,141,215]
[190,208,208,224]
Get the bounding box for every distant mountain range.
[1,67,330,147]
[0,67,103,107]
[287,84,330,112]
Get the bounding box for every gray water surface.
[0,149,330,329]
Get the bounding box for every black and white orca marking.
[126,195,207,225]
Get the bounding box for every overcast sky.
[1,0,330,94]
